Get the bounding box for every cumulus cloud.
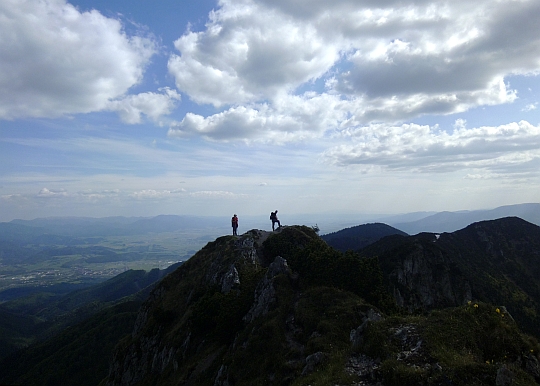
[168,0,339,106]
[0,0,156,120]
[523,103,538,112]
[324,120,540,174]
[107,88,181,124]
[168,93,346,142]
[166,0,540,143]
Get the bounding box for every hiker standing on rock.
[232,214,239,235]
[270,210,281,231]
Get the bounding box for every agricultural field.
[0,218,225,302]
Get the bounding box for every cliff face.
[105,221,540,386]
[388,239,472,311]
[362,217,540,336]
[360,232,474,312]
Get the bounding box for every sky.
[1,0,540,222]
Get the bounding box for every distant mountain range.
[321,203,540,259]
[2,202,539,239]
[386,202,540,234]
[3,215,225,240]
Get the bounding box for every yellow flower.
[474,304,479,308]
[496,308,501,313]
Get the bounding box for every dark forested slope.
[360,217,540,337]
[0,264,181,363]
[321,222,407,252]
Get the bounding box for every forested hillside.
[321,222,407,252]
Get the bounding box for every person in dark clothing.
[270,210,281,231]
[232,214,239,235]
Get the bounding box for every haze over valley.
[2,202,539,302]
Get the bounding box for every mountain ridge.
[1,217,540,385]
[390,202,540,234]
[104,220,540,385]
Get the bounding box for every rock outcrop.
[243,255,292,323]
[106,228,298,386]
[388,240,473,311]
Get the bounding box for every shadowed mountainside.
[321,222,408,252]
[0,301,141,386]
[360,217,540,337]
[0,263,181,362]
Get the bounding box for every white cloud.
[78,189,120,200]
[107,88,181,124]
[523,103,538,112]
[167,0,340,106]
[464,173,501,180]
[168,93,346,143]
[1,193,23,201]
[130,189,186,199]
[189,190,244,198]
[324,120,540,174]
[166,0,540,143]
[0,0,156,120]
[37,188,68,197]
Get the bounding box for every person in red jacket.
[231,214,239,235]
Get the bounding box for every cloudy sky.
[1,0,540,222]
